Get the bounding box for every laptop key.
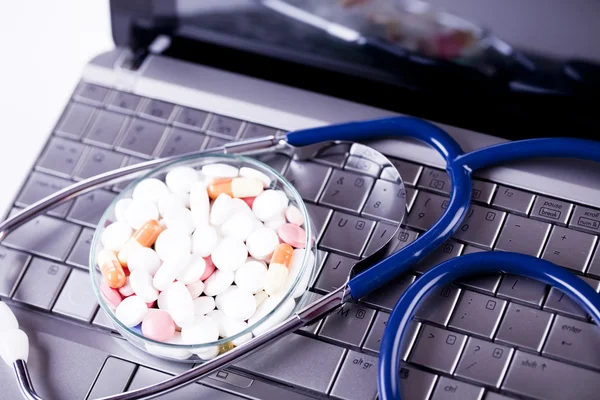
[364,313,419,361]
[55,102,95,139]
[36,137,86,178]
[86,357,136,399]
[569,205,600,235]
[116,118,166,157]
[541,226,596,273]
[284,161,331,202]
[253,152,290,174]
[235,333,346,394]
[497,274,548,306]
[495,214,551,257]
[398,365,437,400]
[530,196,573,226]
[314,142,350,167]
[205,136,229,149]
[2,210,81,261]
[67,228,95,269]
[106,91,143,113]
[455,337,513,388]
[74,82,109,105]
[471,180,497,204]
[67,189,117,227]
[113,156,145,192]
[320,212,375,257]
[330,350,378,400]
[140,99,176,122]
[83,110,128,148]
[315,253,355,293]
[13,258,70,310]
[495,303,553,352]
[361,274,416,312]
[320,169,375,213]
[93,308,116,331]
[384,159,422,186]
[417,167,450,194]
[448,290,507,339]
[502,351,600,400]
[413,240,463,275]
[319,302,375,347]
[241,123,278,139]
[430,376,484,400]
[16,172,74,218]
[0,247,30,297]
[53,268,98,322]
[206,114,243,138]
[158,128,206,157]
[414,285,461,326]
[406,192,447,231]
[173,107,209,130]
[543,314,600,370]
[409,324,467,374]
[454,204,506,249]
[304,203,331,240]
[344,155,381,178]
[543,287,587,320]
[363,222,396,258]
[75,147,125,180]
[361,179,406,223]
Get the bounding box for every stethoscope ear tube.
[377,251,600,400]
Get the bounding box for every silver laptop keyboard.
[2,81,600,400]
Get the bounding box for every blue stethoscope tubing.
[287,116,600,399]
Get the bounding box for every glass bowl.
[89,153,318,363]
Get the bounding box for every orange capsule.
[264,244,294,296]
[98,248,127,289]
[118,219,162,266]
[207,177,263,200]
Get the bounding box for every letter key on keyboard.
[36,137,86,178]
[74,82,109,104]
[66,228,95,269]
[140,99,175,122]
[13,258,70,310]
[314,253,356,293]
[173,107,209,130]
[320,212,375,257]
[116,118,166,157]
[75,148,125,180]
[319,303,375,347]
[158,128,206,157]
[83,110,127,147]
[330,351,378,400]
[55,103,95,140]
[495,214,551,257]
[206,114,243,138]
[320,169,374,212]
[454,337,513,387]
[16,172,73,218]
[106,90,143,113]
[541,226,597,272]
[67,190,117,227]
[448,290,507,339]
[495,303,553,352]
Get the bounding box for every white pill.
[195,346,219,360]
[285,249,314,298]
[186,279,205,299]
[157,290,170,311]
[193,296,215,315]
[192,225,219,257]
[123,199,159,230]
[114,198,133,222]
[145,332,192,360]
[118,277,135,297]
[132,178,170,204]
[162,281,194,327]
[230,198,254,217]
[206,309,227,337]
[220,211,256,242]
[245,227,279,260]
[277,190,290,209]
[252,190,286,221]
[127,247,162,276]
[129,269,159,303]
[211,237,248,272]
[235,260,267,293]
[157,193,187,217]
[203,270,235,296]
[201,163,239,178]
[181,315,219,344]
[249,295,295,336]
[101,222,133,251]
[210,193,233,226]
[264,213,286,231]
[163,207,195,235]
[115,296,148,327]
[239,167,271,188]
[216,286,256,321]
[165,166,198,193]
[177,254,206,284]
[153,253,190,291]
[254,291,268,308]
[221,317,252,346]
[154,229,192,262]
[190,181,210,227]
[285,205,305,226]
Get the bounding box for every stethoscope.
[1,116,600,400]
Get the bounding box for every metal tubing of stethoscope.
[13,361,43,400]
[0,135,282,242]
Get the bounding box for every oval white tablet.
[165,166,198,193]
[154,229,192,262]
[249,295,295,336]
[201,163,239,178]
[162,281,194,327]
[210,193,233,226]
[245,227,279,260]
[118,277,135,297]
[114,198,133,222]
[181,315,220,345]
[127,247,162,276]
[163,207,195,235]
[101,222,133,251]
[221,317,252,346]
[205,309,227,337]
[264,214,286,231]
[193,296,216,316]
[234,260,268,294]
[186,279,205,299]
[239,167,271,188]
[124,199,159,230]
[129,269,159,303]
[220,211,256,242]
[190,181,209,227]
[115,296,148,327]
[216,286,256,321]
[132,178,170,204]
[157,193,187,217]
[177,254,206,284]
[192,225,219,258]
[230,198,254,217]
[203,270,235,296]
[153,253,191,291]
[252,190,286,221]
[211,237,248,272]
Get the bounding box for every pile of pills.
[96,162,314,360]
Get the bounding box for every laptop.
[1,1,600,399]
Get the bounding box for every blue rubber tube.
[377,252,600,400]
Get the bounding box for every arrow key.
[542,314,600,370]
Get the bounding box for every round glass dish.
[89,153,317,363]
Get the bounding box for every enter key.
[542,315,600,370]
